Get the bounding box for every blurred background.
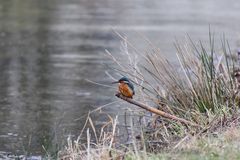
[0,0,240,156]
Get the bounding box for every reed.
[59,33,240,160]
[107,32,239,129]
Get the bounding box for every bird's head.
[112,76,130,84]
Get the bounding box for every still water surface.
[0,0,240,156]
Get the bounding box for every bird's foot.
[115,92,121,97]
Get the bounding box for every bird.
[112,77,135,98]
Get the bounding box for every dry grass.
[58,114,124,160]
[59,32,240,160]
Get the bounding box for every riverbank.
[126,126,240,160]
[58,115,240,160]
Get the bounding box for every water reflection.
[0,0,116,155]
[0,0,240,156]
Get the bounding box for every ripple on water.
[50,53,105,66]
[75,91,91,97]
[0,152,42,160]
[51,53,98,59]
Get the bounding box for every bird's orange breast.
[119,83,134,98]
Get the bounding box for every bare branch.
[115,93,201,127]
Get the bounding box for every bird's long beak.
[111,81,119,84]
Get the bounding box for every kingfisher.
[112,77,135,98]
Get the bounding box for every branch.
[115,93,200,127]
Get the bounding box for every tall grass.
[109,33,239,128]
[145,36,235,123]
[59,33,240,159]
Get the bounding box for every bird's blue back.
[127,82,135,95]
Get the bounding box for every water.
[0,0,240,156]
